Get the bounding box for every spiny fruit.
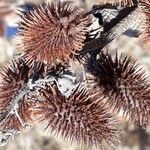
[85,52,150,126]
[18,0,92,64]
[0,57,33,131]
[32,82,119,149]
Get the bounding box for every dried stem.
[80,3,140,56]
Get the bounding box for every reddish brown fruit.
[33,82,119,148]
[0,58,33,131]
[85,52,150,126]
[18,0,92,64]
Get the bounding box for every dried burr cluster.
[0,0,150,149]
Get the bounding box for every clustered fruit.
[0,0,149,149]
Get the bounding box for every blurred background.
[0,0,149,150]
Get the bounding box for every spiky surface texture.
[18,0,92,64]
[102,0,138,6]
[85,52,150,126]
[0,58,33,131]
[139,0,150,48]
[0,54,74,130]
[33,82,118,148]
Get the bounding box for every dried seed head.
[33,82,119,148]
[0,57,33,131]
[18,0,92,64]
[139,0,150,48]
[101,0,138,7]
[0,53,74,131]
[85,52,150,126]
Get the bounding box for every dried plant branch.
[80,3,141,56]
[103,0,139,7]
[90,2,138,32]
